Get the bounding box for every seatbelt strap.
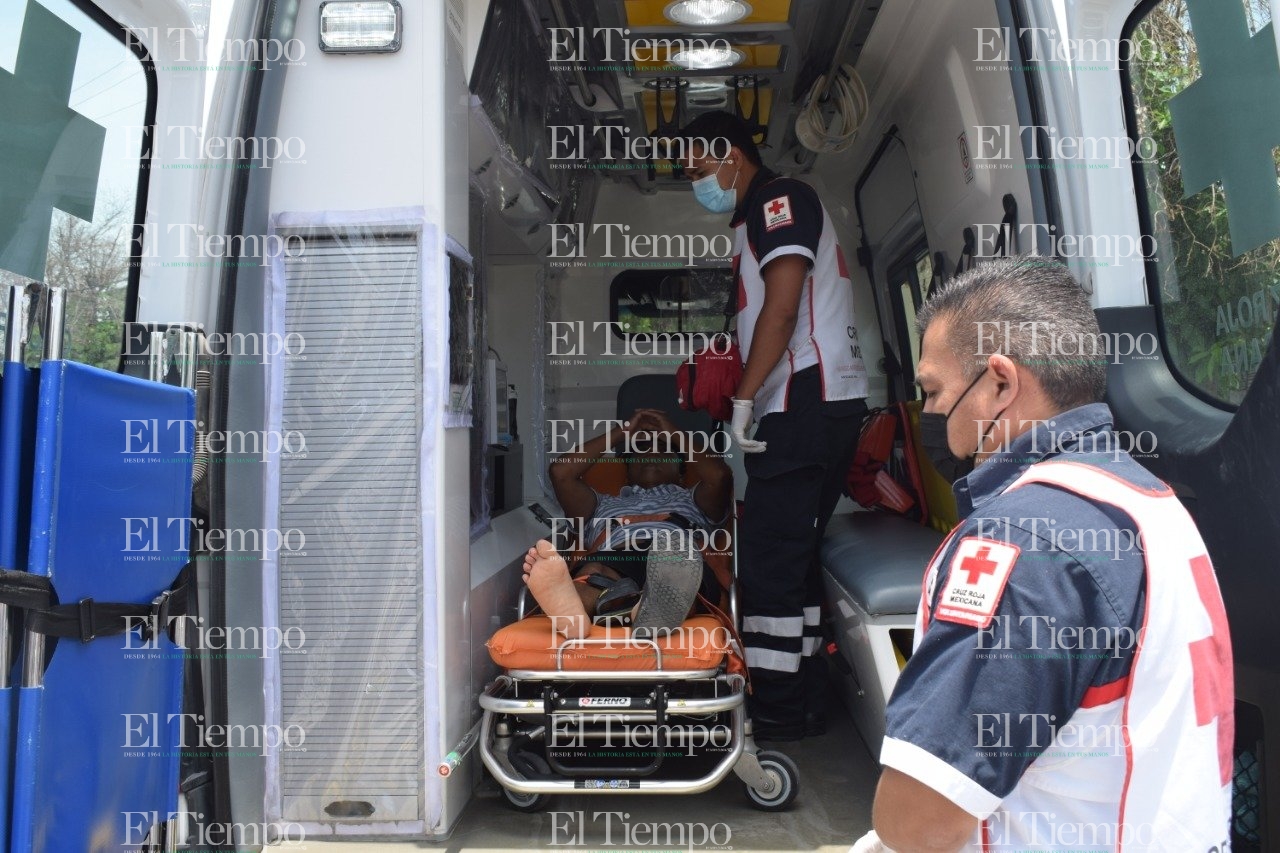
[928,251,946,298]
[721,276,737,335]
[709,270,740,431]
[695,591,751,689]
[991,194,1019,257]
[954,227,975,276]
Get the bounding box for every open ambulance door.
[1028,0,1280,845]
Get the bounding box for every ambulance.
[0,0,1274,849]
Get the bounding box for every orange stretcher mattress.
[487,615,731,671]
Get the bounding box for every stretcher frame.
[477,517,798,810]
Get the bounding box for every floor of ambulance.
[267,697,877,852]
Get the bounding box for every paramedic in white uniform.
[678,111,868,740]
[854,257,1234,852]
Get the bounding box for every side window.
[1125,0,1279,405]
[886,243,930,396]
[609,267,735,339]
[0,0,149,369]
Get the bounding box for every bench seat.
[821,511,944,616]
[820,510,947,753]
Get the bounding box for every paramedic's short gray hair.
[916,256,1107,409]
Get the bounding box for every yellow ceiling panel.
[641,87,772,139]
[747,44,781,66]
[738,87,772,142]
[641,89,684,135]
[625,0,792,28]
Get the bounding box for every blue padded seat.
[821,512,945,616]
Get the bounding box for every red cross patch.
[935,537,1020,629]
[1188,554,1234,785]
[763,195,794,231]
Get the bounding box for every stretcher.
[479,525,797,811]
[8,346,194,852]
[477,376,800,813]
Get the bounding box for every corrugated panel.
[276,233,424,823]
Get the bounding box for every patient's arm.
[691,452,733,522]
[548,422,627,520]
[688,443,732,522]
[635,409,733,522]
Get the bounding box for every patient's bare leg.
[523,539,590,639]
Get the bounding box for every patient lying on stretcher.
[523,409,733,640]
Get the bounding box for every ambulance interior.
[7,0,1274,848]
[421,0,1275,848]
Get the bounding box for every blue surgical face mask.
[692,160,739,214]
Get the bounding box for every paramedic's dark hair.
[916,255,1107,410]
[675,110,762,167]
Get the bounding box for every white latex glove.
[848,829,897,853]
[730,397,767,453]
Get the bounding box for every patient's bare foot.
[523,540,590,639]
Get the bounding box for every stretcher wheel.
[502,751,551,812]
[502,786,550,813]
[743,750,799,811]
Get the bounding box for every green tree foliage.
[1130,0,1279,404]
[0,201,126,372]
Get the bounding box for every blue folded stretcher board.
[10,361,194,853]
[0,360,39,853]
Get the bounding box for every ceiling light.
[671,47,745,70]
[664,0,752,27]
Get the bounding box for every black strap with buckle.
[24,562,193,643]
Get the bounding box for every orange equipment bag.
[845,403,929,523]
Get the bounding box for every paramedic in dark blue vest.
[855,257,1233,853]
[677,111,869,740]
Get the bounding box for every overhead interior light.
[319,0,402,53]
[664,0,752,27]
[671,47,745,70]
